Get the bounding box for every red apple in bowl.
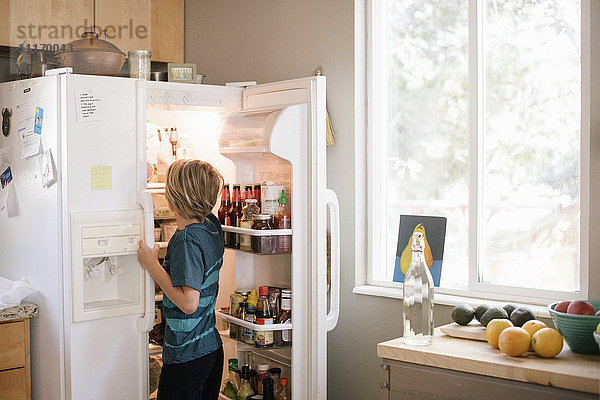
[555,301,571,313]
[567,300,595,315]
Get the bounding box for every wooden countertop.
[378,328,600,394]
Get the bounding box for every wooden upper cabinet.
[0,0,184,63]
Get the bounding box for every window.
[365,0,593,303]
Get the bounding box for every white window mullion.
[366,0,388,284]
[468,0,484,291]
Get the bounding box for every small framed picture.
[167,63,197,83]
[393,214,447,287]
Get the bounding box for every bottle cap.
[259,286,269,296]
[280,378,288,385]
[269,367,281,374]
[258,364,270,371]
[278,189,288,205]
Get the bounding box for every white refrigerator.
[0,72,340,400]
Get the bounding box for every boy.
[138,159,225,400]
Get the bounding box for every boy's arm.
[138,241,200,315]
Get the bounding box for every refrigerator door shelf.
[220,332,293,362]
[222,225,292,236]
[216,310,293,331]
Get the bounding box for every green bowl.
[548,300,600,355]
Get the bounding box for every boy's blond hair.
[165,159,224,221]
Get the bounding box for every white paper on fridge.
[14,100,41,158]
[40,148,57,188]
[0,147,13,214]
[76,90,103,122]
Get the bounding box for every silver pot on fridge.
[56,28,126,76]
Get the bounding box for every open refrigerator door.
[144,76,338,400]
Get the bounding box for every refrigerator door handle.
[326,188,340,332]
[137,189,156,333]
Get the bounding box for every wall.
[184,2,595,399]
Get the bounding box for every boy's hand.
[138,240,160,271]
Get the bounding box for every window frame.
[358,0,596,306]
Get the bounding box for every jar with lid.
[257,363,270,394]
[251,215,275,254]
[240,199,260,250]
[128,50,151,79]
[229,292,244,339]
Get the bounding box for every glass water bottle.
[402,232,434,345]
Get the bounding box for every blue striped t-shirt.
[161,213,224,364]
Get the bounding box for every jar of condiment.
[251,214,275,254]
[128,50,151,79]
[219,306,230,332]
[229,292,244,339]
[257,363,270,394]
[241,199,260,250]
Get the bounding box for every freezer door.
[243,77,332,400]
[62,74,150,400]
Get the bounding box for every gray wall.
[184,2,591,399]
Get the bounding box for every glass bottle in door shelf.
[257,363,270,395]
[169,127,178,157]
[253,183,262,210]
[219,184,232,245]
[221,358,241,398]
[274,289,291,347]
[402,232,434,346]
[262,377,275,400]
[237,300,247,342]
[269,368,281,396]
[244,303,256,345]
[274,190,291,253]
[277,378,289,400]
[244,184,254,201]
[240,199,260,251]
[219,183,232,224]
[237,366,255,400]
[229,290,243,340]
[228,184,243,248]
[255,286,274,348]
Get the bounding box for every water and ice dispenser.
[70,210,146,322]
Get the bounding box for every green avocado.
[480,307,509,327]
[474,304,490,323]
[452,304,475,325]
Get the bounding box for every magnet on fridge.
[40,148,57,188]
[2,108,12,137]
[34,107,43,135]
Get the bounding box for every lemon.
[531,328,563,358]
[498,327,531,357]
[596,321,600,335]
[486,319,513,348]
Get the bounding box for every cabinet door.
[94,0,151,56]
[0,0,90,47]
[150,0,184,63]
[0,320,25,370]
[0,368,27,400]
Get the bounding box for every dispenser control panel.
[81,224,141,256]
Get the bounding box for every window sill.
[352,285,551,319]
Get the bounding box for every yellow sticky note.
[91,166,112,190]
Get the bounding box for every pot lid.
[59,29,125,55]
